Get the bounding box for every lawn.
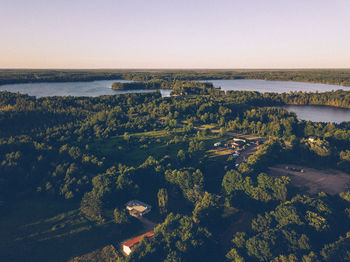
[88,130,177,165]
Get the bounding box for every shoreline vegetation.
[111,81,162,90]
[0,84,349,109]
[111,80,216,96]
[0,69,350,87]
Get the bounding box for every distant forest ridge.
[0,69,350,86]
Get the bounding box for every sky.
[0,0,349,69]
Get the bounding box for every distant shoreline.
[1,69,350,87]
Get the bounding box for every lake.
[1,79,350,123]
[207,79,350,93]
[1,79,349,98]
[281,105,350,124]
[0,79,172,98]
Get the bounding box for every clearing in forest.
[269,164,350,195]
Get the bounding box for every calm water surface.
[281,105,350,124]
[1,79,349,97]
[207,79,350,93]
[0,79,172,97]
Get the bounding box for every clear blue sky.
[1,0,349,68]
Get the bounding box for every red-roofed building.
[122,232,154,255]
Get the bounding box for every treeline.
[224,90,350,109]
[1,69,350,86]
[110,80,215,93]
[111,81,162,90]
[0,69,124,85]
[265,90,350,109]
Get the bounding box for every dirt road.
[136,217,157,232]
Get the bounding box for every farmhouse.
[122,232,154,255]
[126,200,152,217]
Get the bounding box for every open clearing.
[269,164,350,195]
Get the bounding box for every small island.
[170,81,216,96]
[111,81,161,90]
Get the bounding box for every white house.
[126,200,152,217]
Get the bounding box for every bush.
[113,208,129,224]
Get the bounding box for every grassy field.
[0,197,138,262]
[89,130,179,165]
[89,129,225,166]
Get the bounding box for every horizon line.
[1,67,350,71]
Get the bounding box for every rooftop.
[126,200,151,209]
[125,200,152,217]
[131,206,148,212]
[122,232,154,248]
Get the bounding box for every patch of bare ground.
[269,164,350,195]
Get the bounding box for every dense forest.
[1,76,350,261]
[111,81,162,90]
[1,69,350,86]
[110,80,214,94]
